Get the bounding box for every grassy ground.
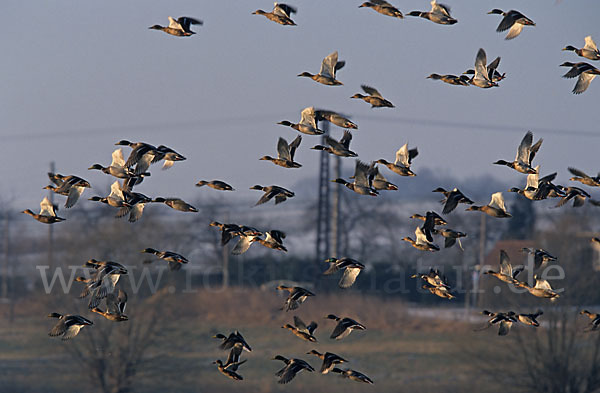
[0,289,511,393]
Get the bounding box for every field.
[0,288,515,393]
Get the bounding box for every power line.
[4,113,599,141]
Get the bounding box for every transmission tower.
[315,122,330,262]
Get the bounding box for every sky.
[3,0,600,212]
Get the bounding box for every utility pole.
[48,161,55,267]
[1,212,9,302]
[471,214,487,310]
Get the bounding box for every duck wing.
[505,23,524,40]
[361,85,382,98]
[319,51,338,79]
[353,160,371,187]
[231,235,254,255]
[273,3,297,18]
[489,192,507,211]
[339,267,361,288]
[585,35,598,52]
[474,49,490,82]
[300,106,318,129]
[498,320,512,336]
[573,72,597,94]
[339,131,353,149]
[394,144,410,167]
[288,135,302,160]
[277,137,292,161]
[431,0,451,17]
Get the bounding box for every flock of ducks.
[19,0,597,386]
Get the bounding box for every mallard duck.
[521,275,560,300]
[483,250,523,285]
[213,359,245,381]
[359,0,403,18]
[149,16,202,36]
[563,36,600,61]
[90,289,128,322]
[231,232,263,255]
[411,268,450,289]
[114,140,163,175]
[521,248,557,270]
[463,56,505,83]
[196,180,235,191]
[278,107,324,135]
[508,166,544,200]
[298,51,345,86]
[253,3,297,26]
[517,310,543,327]
[306,350,347,374]
[22,196,65,224]
[331,368,374,384]
[272,356,315,384]
[580,310,600,332]
[433,187,474,214]
[554,186,591,208]
[402,226,440,252]
[406,0,457,25]
[432,228,467,249]
[351,85,394,108]
[209,222,261,246]
[315,110,358,129]
[560,62,600,94]
[260,136,302,168]
[466,192,512,218]
[77,259,128,309]
[48,313,93,340]
[88,180,131,209]
[427,73,470,86]
[568,167,600,187]
[142,248,188,271]
[44,173,91,208]
[213,331,252,352]
[494,131,542,174]
[250,230,287,252]
[332,160,378,196]
[152,197,198,212]
[377,143,418,176]
[276,285,315,312]
[488,9,535,40]
[155,145,186,170]
[88,149,139,179]
[250,185,295,206]
[323,257,365,288]
[311,131,357,157]
[474,310,518,336]
[410,211,447,226]
[115,189,153,222]
[282,316,318,342]
[422,284,455,299]
[369,164,398,190]
[467,49,498,88]
[326,314,366,340]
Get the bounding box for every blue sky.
[3,0,600,209]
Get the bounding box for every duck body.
[427,73,470,86]
[326,314,366,339]
[149,16,202,36]
[48,313,93,340]
[563,36,600,61]
[488,9,535,40]
[253,3,297,26]
[360,1,403,18]
[407,1,457,25]
[298,51,344,86]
